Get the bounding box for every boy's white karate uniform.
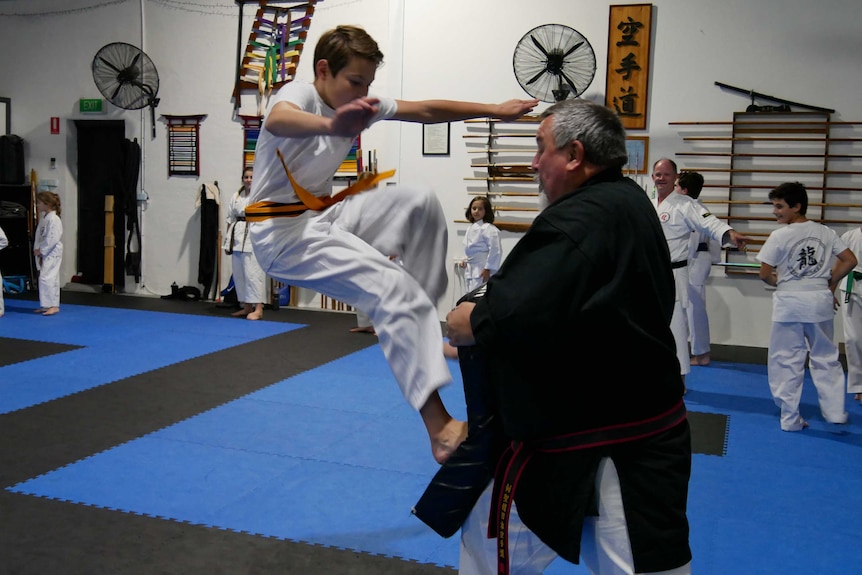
[248,82,451,410]
[34,210,63,309]
[838,226,862,397]
[757,220,849,430]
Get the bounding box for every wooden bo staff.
[463,133,535,138]
[468,148,537,154]
[468,191,538,197]
[464,116,542,123]
[682,136,862,142]
[465,177,535,182]
[679,168,862,175]
[678,152,862,158]
[703,199,862,208]
[702,183,862,192]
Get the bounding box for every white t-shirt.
[249,81,398,205]
[757,220,847,322]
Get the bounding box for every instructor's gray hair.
[540,99,628,169]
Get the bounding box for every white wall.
[2,0,861,350]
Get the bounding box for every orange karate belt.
[245,149,395,222]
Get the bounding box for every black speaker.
[0,184,34,284]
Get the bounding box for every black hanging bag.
[0,134,25,184]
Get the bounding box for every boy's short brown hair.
[313,25,384,77]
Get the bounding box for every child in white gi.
[224,166,266,320]
[675,171,721,366]
[459,196,502,292]
[0,224,7,317]
[757,182,855,430]
[245,25,538,463]
[444,196,503,359]
[838,224,862,405]
[33,191,63,316]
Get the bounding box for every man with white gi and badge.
[651,158,747,389]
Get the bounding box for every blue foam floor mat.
[0,300,301,414]
[10,345,467,568]
[6,313,862,573]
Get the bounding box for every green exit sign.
[79,98,104,113]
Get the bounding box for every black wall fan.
[513,24,596,103]
[92,42,161,137]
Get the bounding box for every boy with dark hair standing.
[757,182,855,430]
[246,25,538,462]
[675,170,721,366]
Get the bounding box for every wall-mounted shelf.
[462,116,542,232]
[672,111,862,273]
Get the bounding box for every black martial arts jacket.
[471,167,692,573]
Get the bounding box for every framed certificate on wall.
[422,122,450,156]
[625,136,649,174]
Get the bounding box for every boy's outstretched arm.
[391,98,539,124]
[265,98,381,138]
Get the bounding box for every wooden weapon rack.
[462,115,649,232]
[672,111,862,274]
[462,116,542,232]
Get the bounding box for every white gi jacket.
[651,191,731,303]
[837,227,862,302]
[688,230,722,287]
[34,210,63,269]
[462,220,502,292]
[223,190,253,254]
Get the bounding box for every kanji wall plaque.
[605,4,653,130]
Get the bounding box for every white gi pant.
[686,252,711,356]
[842,291,862,396]
[38,248,63,309]
[355,309,373,329]
[459,458,692,575]
[768,319,848,431]
[249,185,450,410]
[232,250,266,305]
[670,266,691,377]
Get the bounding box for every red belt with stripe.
[489,399,688,575]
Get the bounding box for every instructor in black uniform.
[446,98,692,575]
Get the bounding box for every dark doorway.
[74,120,125,288]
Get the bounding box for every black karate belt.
[696,242,708,252]
[489,400,688,575]
[245,201,309,222]
[412,284,505,538]
[671,259,688,269]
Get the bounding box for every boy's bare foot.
[431,418,468,464]
[246,311,262,320]
[231,308,251,317]
[855,393,861,402]
[349,326,376,335]
[690,352,710,366]
[42,307,59,316]
[419,390,468,464]
[33,308,46,313]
